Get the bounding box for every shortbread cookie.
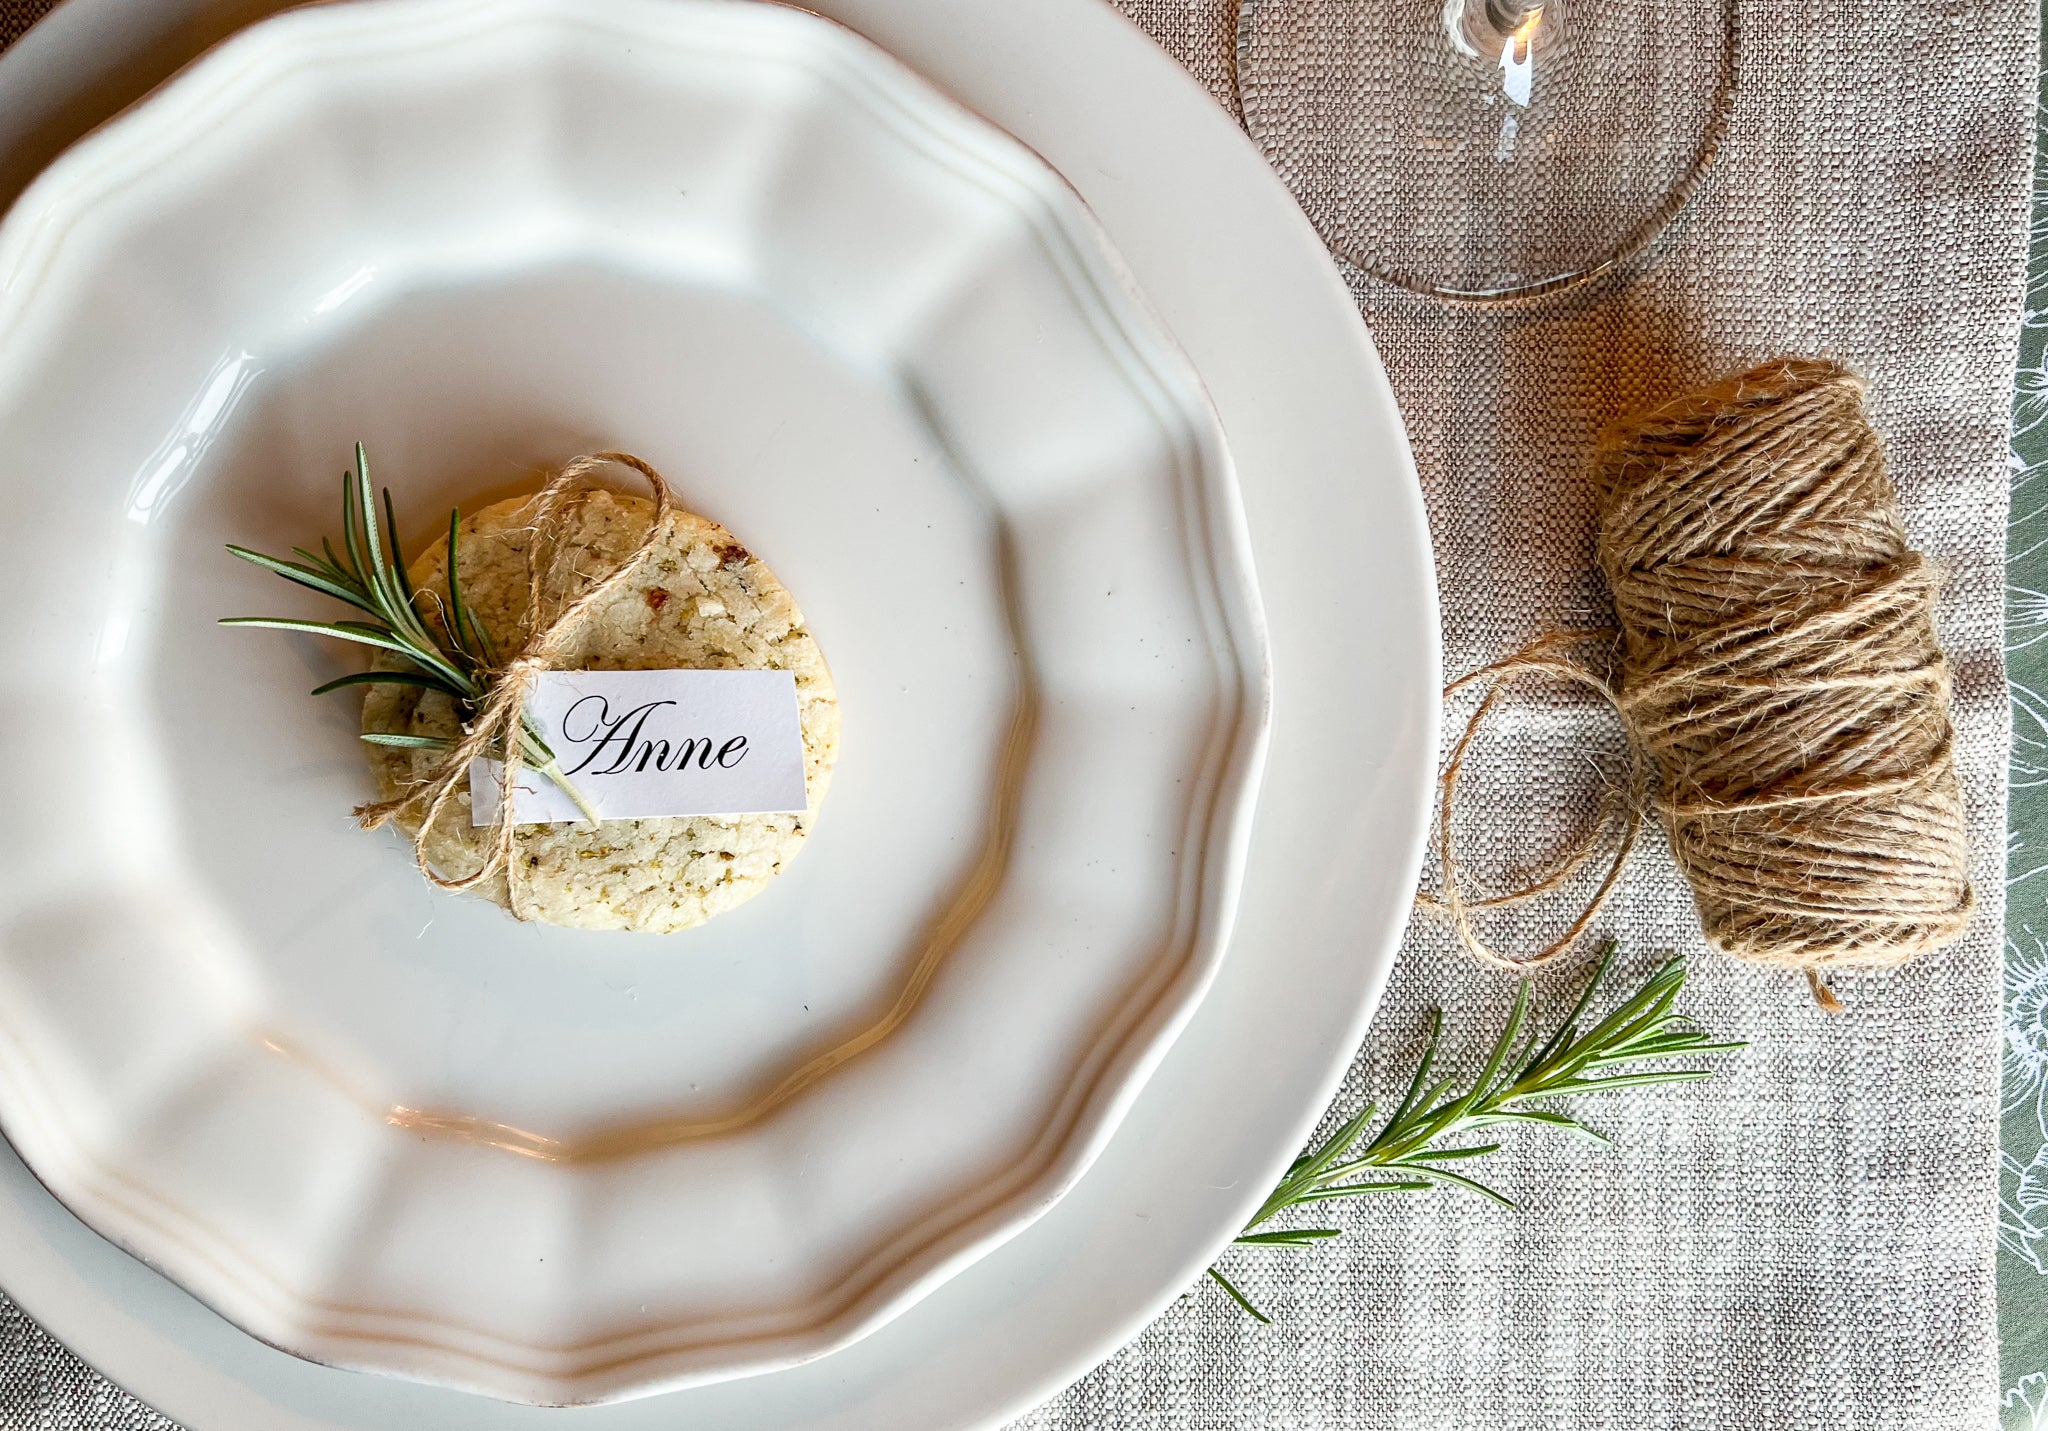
[362,489,837,932]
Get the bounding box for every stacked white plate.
[0,0,1436,1426]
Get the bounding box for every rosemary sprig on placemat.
[1207,946,1742,1321]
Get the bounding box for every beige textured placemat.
[1017,1,2029,1428]
[0,1,2029,1429]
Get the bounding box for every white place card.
[471,669,808,825]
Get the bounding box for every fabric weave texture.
[1020,3,2028,1430]
[0,1,2031,1429]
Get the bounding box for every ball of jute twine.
[1417,359,1973,1010]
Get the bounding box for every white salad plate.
[0,0,1439,1428]
[0,0,1272,1406]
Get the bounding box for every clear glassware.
[1236,0,1737,304]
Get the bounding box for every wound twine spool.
[1419,359,1973,1008]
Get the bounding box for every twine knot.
[353,452,674,908]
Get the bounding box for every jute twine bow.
[354,453,673,909]
[1420,359,1973,1010]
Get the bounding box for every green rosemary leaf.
[308,670,464,698]
[1202,950,1744,1322]
[1283,1180,1435,1201]
[224,546,376,612]
[1457,1108,1608,1143]
[1666,1038,1748,1058]
[1205,1267,1270,1324]
[339,468,372,603]
[360,732,456,750]
[1292,1102,1381,1192]
[356,456,447,669]
[353,445,405,620]
[1468,979,1532,1105]
[217,616,418,658]
[1245,1100,1381,1231]
[1583,1026,1702,1056]
[1584,992,1687,1063]
[1551,965,1683,1074]
[444,508,497,669]
[1406,1143,1502,1162]
[1234,1229,1343,1247]
[442,509,471,650]
[1394,1162,1516,1208]
[382,487,416,605]
[1520,952,1608,1073]
[1576,1038,1735,1069]
[1383,1009,1443,1132]
[290,545,343,574]
[1535,1069,1721,1095]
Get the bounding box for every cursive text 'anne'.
[559,695,750,777]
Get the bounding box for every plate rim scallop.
[0,0,1274,1406]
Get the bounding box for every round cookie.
[361,489,838,932]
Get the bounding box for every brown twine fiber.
[1419,359,1973,1004]
[1412,628,1648,973]
[353,452,673,911]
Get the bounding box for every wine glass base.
[1237,0,1736,306]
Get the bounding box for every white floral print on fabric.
[2003,38,2048,1422]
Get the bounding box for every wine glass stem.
[1443,0,1551,80]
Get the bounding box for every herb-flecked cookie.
[361,489,838,932]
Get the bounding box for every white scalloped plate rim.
[0,0,1271,1407]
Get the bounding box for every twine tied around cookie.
[1418,359,1973,1006]
[353,452,673,905]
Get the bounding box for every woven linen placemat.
[0,2,2031,1429]
[1023,3,2029,1429]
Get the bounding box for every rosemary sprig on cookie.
[1206,947,1742,1322]
[219,443,599,823]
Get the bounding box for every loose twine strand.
[1412,629,1645,973]
[1419,359,1972,1005]
[353,453,673,911]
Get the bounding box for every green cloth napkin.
[2002,11,2048,1424]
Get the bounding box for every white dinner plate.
[0,0,1439,1427]
[0,0,1269,1405]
